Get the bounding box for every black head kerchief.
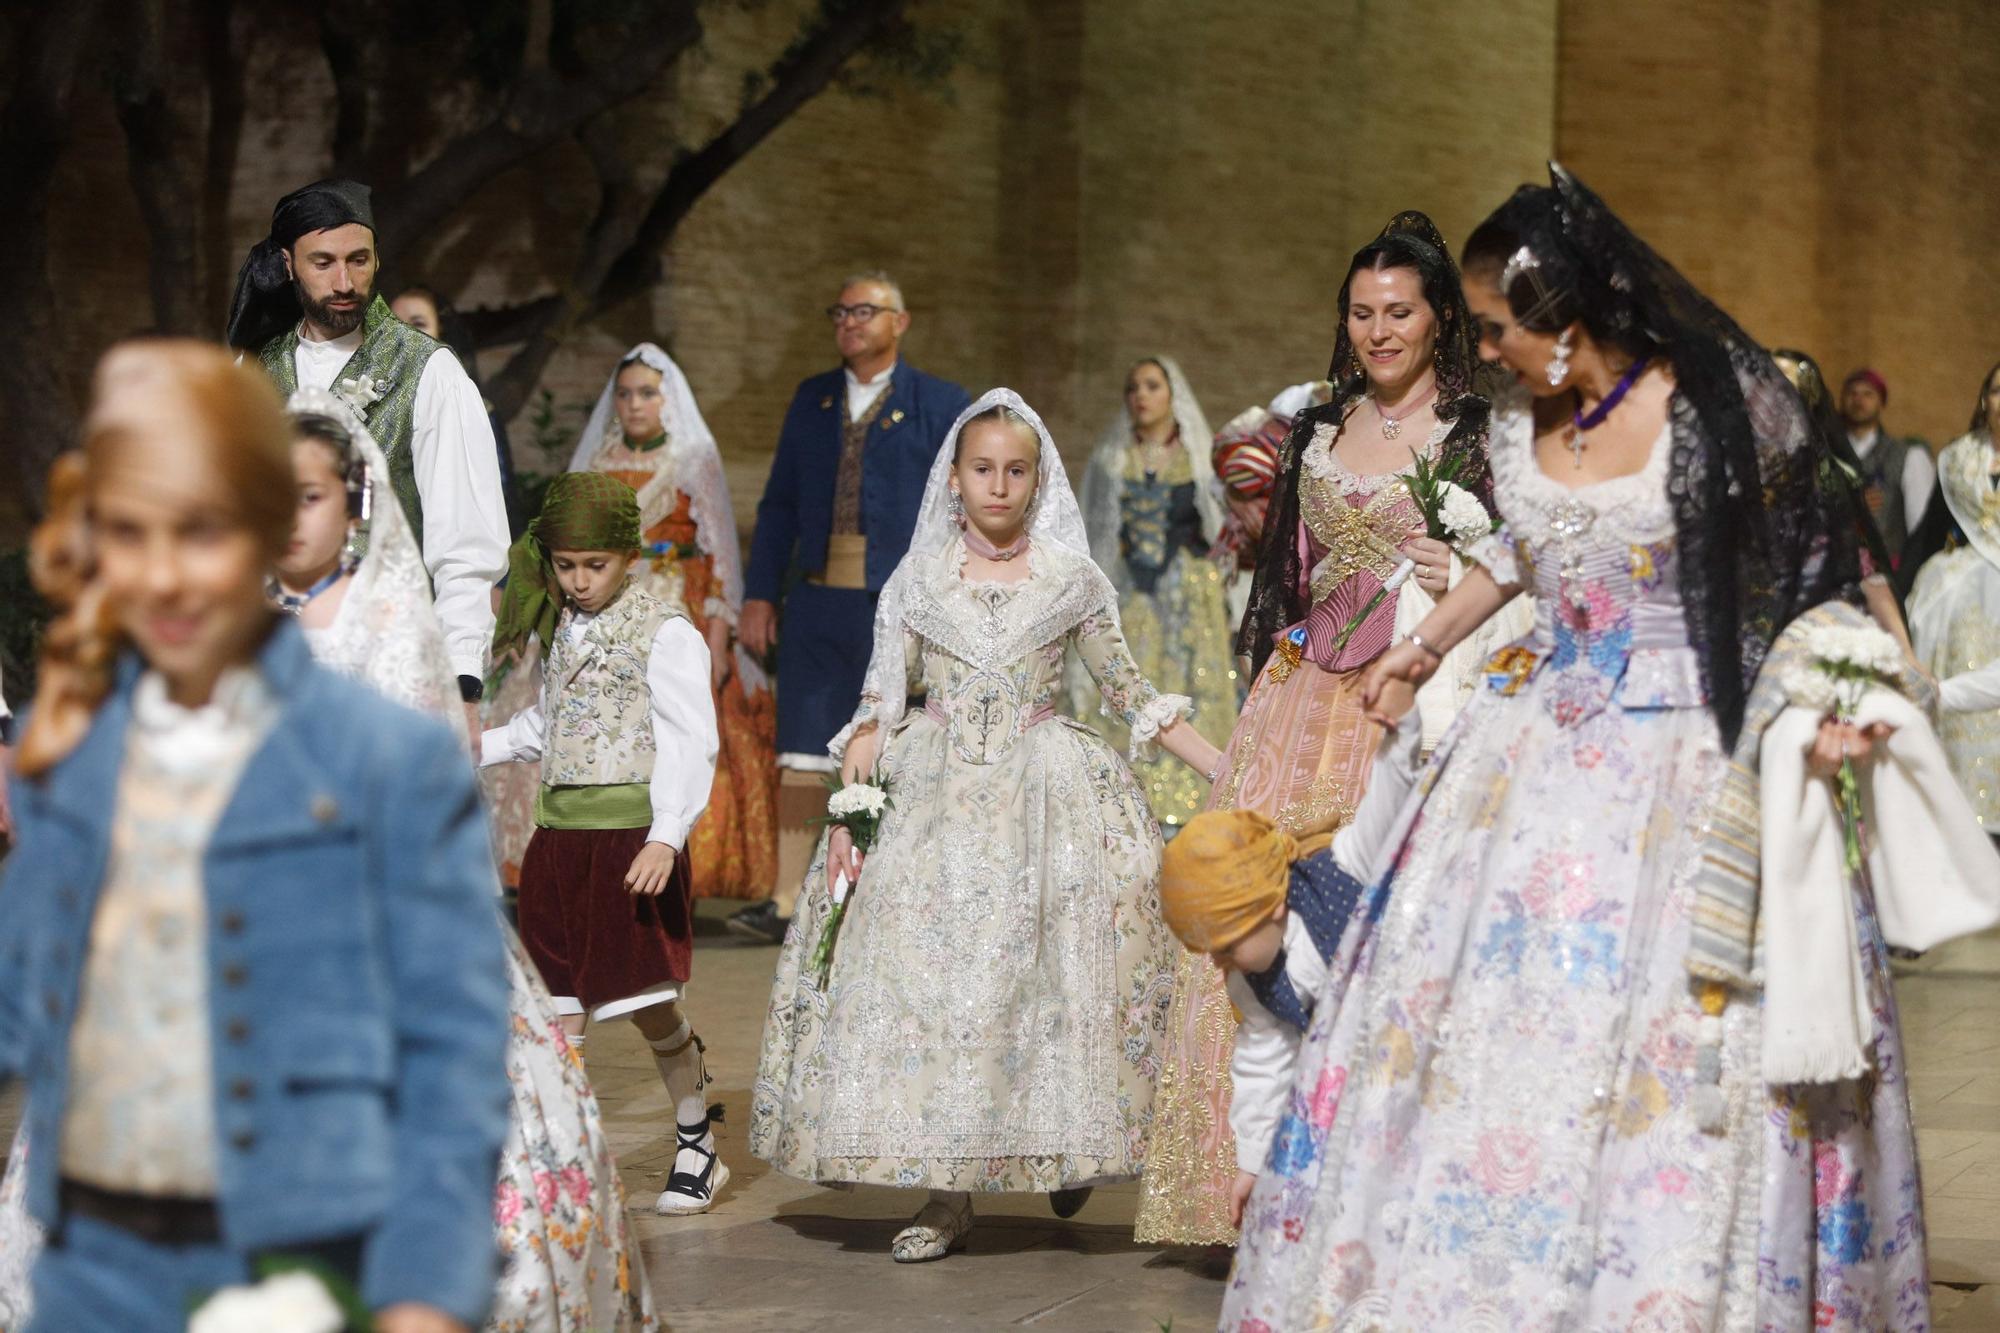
[225,179,376,351]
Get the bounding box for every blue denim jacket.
[0,621,510,1325]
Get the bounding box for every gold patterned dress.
[1083,447,1241,830]
[751,539,1185,1190]
[1910,430,2000,828]
[1135,408,1506,1243]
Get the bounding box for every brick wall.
[34,0,1996,541]
[1557,0,2000,448]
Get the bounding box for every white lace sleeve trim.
[1465,525,1520,588]
[1129,692,1193,761]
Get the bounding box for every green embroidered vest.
[258,295,439,550]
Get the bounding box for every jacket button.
[310,794,339,824]
[42,993,60,1019]
[231,1130,257,1152]
[221,963,249,987]
[219,912,246,936]
[230,1079,254,1101]
[226,1018,251,1042]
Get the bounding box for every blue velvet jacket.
[0,622,510,1326]
[744,361,972,598]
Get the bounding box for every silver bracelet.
[1406,632,1445,660]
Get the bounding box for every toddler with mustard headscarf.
[1158,713,1420,1226]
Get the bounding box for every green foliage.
[0,548,51,705]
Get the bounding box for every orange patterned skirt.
[1132,652,1383,1245]
[628,490,778,902]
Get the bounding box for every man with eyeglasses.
[729,271,971,943]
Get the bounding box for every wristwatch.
[458,674,485,703]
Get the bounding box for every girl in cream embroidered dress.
[1222,387,1926,1331]
[1910,412,2000,828]
[752,393,1187,1193]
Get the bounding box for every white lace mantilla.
[1303,412,1450,496]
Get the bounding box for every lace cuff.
[704,595,737,626]
[1128,693,1193,762]
[827,699,883,761]
[1464,524,1520,588]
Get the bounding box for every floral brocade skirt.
[1134,653,1384,1245]
[1221,676,1928,1330]
[492,935,657,1332]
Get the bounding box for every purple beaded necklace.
[1564,356,1650,468]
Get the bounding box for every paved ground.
[604,907,2000,1332]
[0,909,1991,1330]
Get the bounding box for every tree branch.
[601,0,912,303]
[483,118,648,419]
[469,0,912,375]
[371,3,700,259]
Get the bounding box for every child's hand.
[1365,674,1418,730]
[626,842,678,896]
[1229,1170,1258,1229]
[828,826,866,891]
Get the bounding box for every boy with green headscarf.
[482,472,731,1215]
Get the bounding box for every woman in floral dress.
[1223,168,1925,1331]
[1136,213,1512,1245]
[752,390,1221,1263]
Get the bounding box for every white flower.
[336,373,384,413]
[1435,483,1492,547]
[190,1272,345,1333]
[1799,622,1904,678]
[1780,666,1840,712]
[827,783,888,819]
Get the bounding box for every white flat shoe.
[891,1195,973,1263]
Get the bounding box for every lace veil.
[1463,164,1855,747]
[1080,355,1223,589]
[839,388,1096,754]
[288,386,469,746]
[567,342,746,622]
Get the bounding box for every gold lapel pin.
[820,396,834,411]
[885,409,905,428]
[310,793,340,824]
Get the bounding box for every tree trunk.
[0,1,108,519]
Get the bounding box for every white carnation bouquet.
[1781,621,1907,871]
[191,1263,364,1333]
[1321,447,1492,659]
[808,773,894,987]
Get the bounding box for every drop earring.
[1546,328,1575,387]
[948,490,965,528]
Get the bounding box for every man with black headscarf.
[228,179,509,742]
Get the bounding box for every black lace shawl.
[1237,393,1493,676]
[1237,211,1497,675]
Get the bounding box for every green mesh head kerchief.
[490,472,643,666]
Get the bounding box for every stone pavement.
[600,908,2000,1332]
[0,911,1990,1329]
